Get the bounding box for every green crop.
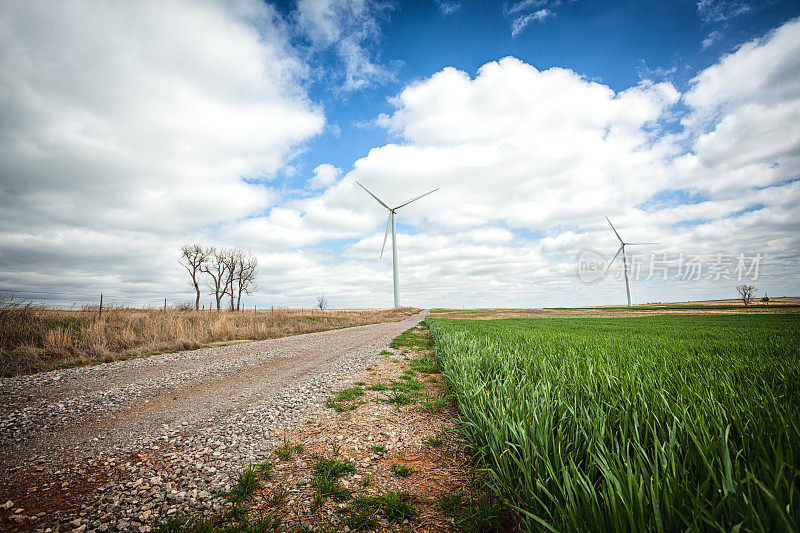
[428,314,800,532]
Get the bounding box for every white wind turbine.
[357,182,439,308]
[605,217,659,307]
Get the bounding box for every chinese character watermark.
[578,252,763,283]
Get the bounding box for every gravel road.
[0,310,427,532]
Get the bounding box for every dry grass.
[0,302,420,377]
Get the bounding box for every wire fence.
[0,288,222,310]
[0,288,329,313]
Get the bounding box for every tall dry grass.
[0,301,419,377]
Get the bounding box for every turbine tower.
[357,182,438,307]
[605,217,659,307]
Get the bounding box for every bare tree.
[736,284,757,306]
[202,247,233,310]
[316,294,328,311]
[234,253,258,310]
[221,249,241,311]
[179,244,209,310]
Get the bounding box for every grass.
[408,351,441,373]
[423,435,443,447]
[275,435,303,461]
[389,378,423,392]
[391,464,414,477]
[348,491,418,524]
[365,382,388,391]
[312,457,356,501]
[428,314,800,532]
[418,391,449,413]
[389,325,432,351]
[153,512,280,532]
[325,386,365,412]
[579,303,800,311]
[267,486,289,507]
[371,444,387,453]
[386,392,415,405]
[253,459,274,479]
[341,507,380,530]
[436,492,507,532]
[223,466,259,504]
[0,301,420,377]
[333,386,364,401]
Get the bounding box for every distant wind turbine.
[605,217,659,307]
[357,182,439,308]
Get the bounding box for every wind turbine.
[605,217,659,307]
[357,182,438,308]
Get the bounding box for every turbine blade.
[356,181,390,210]
[626,242,660,245]
[604,245,623,274]
[379,213,391,259]
[394,188,439,210]
[606,217,623,243]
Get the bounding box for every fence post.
[99,293,103,319]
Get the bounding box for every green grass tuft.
[386,392,415,405]
[418,391,449,413]
[423,435,443,447]
[312,456,356,501]
[350,491,418,524]
[223,466,259,503]
[391,464,414,477]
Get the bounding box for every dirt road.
[0,310,427,531]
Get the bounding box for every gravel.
[0,310,427,532]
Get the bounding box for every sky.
[0,0,799,309]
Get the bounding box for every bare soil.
[244,332,478,532]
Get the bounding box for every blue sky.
[0,0,799,308]
[281,0,800,188]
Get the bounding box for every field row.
[428,314,800,532]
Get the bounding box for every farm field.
[0,305,420,377]
[427,314,800,532]
[429,298,800,320]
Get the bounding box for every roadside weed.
[391,464,414,477]
[224,466,259,503]
[349,491,418,524]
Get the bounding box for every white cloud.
[0,0,323,302]
[434,0,461,16]
[295,0,395,91]
[702,30,723,49]
[505,0,556,37]
[680,18,800,195]
[307,164,343,189]
[696,0,752,23]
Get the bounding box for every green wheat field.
[427,314,800,532]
